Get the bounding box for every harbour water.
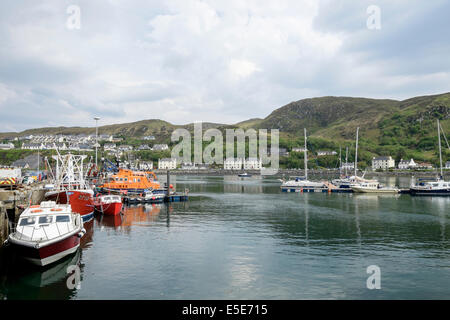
[0,175,449,299]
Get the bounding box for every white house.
[224,158,243,170]
[138,161,154,171]
[292,147,306,152]
[103,143,117,151]
[372,156,395,170]
[340,162,355,171]
[158,158,177,170]
[143,135,156,140]
[317,150,337,156]
[21,143,44,150]
[153,144,169,151]
[446,161,450,169]
[0,143,14,150]
[244,158,262,170]
[118,145,133,152]
[398,158,417,170]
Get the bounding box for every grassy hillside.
[2,92,449,167]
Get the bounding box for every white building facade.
[243,158,262,170]
[224,158,243,170]
[398,158,417,170]
[372,156,395,170]
[158,158,177,170]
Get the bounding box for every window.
[56,215,71,223]
[19,217,36,226]
[39,216,53,224]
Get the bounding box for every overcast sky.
[0,0,449,132]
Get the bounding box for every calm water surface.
[0,175,449,299]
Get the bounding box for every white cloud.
[0,0,449,131]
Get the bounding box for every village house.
[416,162,433,170]
[372,156,395,170]
[143,135,156,140]
[340,162,355,171]
[118,145,133,152]
[153,144,169,151]
[21,142,44,150]
[398,159,417,170]
[158,158,177,170]
[446,161,450,169]
[243,158,262,170]
[317,150,338,156]
[292,147,306,152]
[138,161,154,171]
[224,158,243,170]
[0,143,15,150]
[137,144,152,151]
[103,143,117,151]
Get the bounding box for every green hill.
[2,92,450,167]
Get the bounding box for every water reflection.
[0,247,82,300]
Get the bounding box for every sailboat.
[332,127,379,189]
[410,120,450,196]
[281,128,326,192]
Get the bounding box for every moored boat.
[238,172,252,177]
[410,120,450,196]
[7,201,85,267]
[98,168,160,194]
[44,152,95,222]
[281,128,327,191]
[93,194,123,215]
[351,183,399,193]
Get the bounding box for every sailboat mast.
[345,147,348,176]
[304,128,308,180]
[354,127,359,177]
[339,146,342,175]
[438,119,443,178]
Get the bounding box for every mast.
[304,128,308,180]
[438,119,443,179]
[354,127,359,177]
[345,146,348,176]
[339,146,342,176]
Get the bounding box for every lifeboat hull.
[45,190,94,222]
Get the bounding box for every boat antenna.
[437,119,443,179]
[304,128,308,181]
[354,127,359,177]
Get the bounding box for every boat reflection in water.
[0,246,82,300]
[94,203,168,234]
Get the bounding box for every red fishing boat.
[93,194,122,216]
[7,201,86,266]
[45,153,95,222]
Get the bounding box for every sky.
[0,0,449,132]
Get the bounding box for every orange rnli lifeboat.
[99,169,161,194]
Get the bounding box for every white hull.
[352,186,398,193]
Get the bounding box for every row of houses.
[371,156,448,170]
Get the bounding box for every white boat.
[352,182,399,193]
[7,201,86,266]
[238,172,252,177]
[410,120,450,196]
[281,128,327,191]
[332,127,380,189]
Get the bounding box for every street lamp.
[94,117,100,167]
